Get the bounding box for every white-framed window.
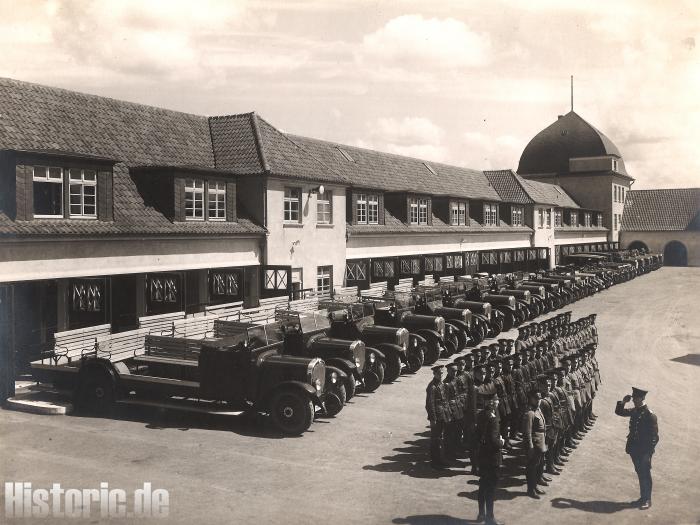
[185,179,205,220]
[316,265,332,293]
[546,209,552,228]
[356,194,367,224]
[597,213,603,227]
[409,198,419,225]
[32,166,64,218]
[207,181,226,221]
[418,198,428,225]
[69,168,97,218]
[284,187,301,223]
[367,194,378,224]
[451,201,467,225]
[511,205,524,226]
[584,212,592,227]
[570,211,579,227]
[612,158,618,172]
[554,209,563,227]
[317,191,332,224]
[483,203,498,225]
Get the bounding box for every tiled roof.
[484,170,533,204]
[209,113,265,174]
[0,77,214,168]
[0,164,264,238]
[348,207,532,235]
[621,188,700,231]
[518,111,628,176]
[484,169,581,208]
[287,134,501,201]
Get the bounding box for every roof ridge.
[0,76,207,120]
[629,187,700,192]
[249,112,271,173]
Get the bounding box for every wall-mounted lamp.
[309,185,325,196]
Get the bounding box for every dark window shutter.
[406,196,411,225]
[427,197,432,226]
[226,180,237,222]
[378,193,385,225]
[15,164,31,220]
[97,170,113,222]
[173,177,185,222]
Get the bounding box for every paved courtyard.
[1,267,699,524]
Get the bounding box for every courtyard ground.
[1,267,698,524]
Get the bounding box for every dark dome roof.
[518,111,626,175]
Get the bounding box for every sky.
[0,0,698,190]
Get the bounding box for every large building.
[3,77,692,401]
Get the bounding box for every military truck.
[412,286,472,351]
[31,324,330,435]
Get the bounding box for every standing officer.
[474,392,504,525]
[426,365,450,468]
[523,389,547,499]
[615,388,659,510]
[443,363,464,462]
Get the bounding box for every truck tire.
[405,346,424,373]
[383,352,402,383]
[442,334,459,357]
[76,369,115,415]
[345,374,356,400]
[324,383,347,417]
[363,362,383,393]
[423,340,441,366]
[269,389,314,435]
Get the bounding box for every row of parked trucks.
[30,249,661,435]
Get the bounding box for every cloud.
[359,14,491,69]
[355,116,448,162]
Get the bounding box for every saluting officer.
[426,365,450,468]
[615,387,659,510]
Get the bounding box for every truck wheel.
[423,341,441,366]
[442,334,458,357]
[269,390,314,435]
[454,329,468,351]
[383,352,402,383]
[500,310,515,332]
[345,375,356,401]
[405,346,424,373]
[363,363,383,392]
[324,383,346,417]
[76,370,115,415]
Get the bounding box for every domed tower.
[517,110,634,242]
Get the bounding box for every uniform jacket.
[426,380,450,423]
[615,402,659,455]
[522,407,547,452]
[443,378,464,421]
[476,410,502,469]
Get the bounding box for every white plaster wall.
[532,206,555,248]
[554,231,609,246]
[0,236,261,282]
[347,231,532,259]
[265,179,347,289]
[620,230,700,266]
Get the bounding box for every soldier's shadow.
[362,429,468,479]
[551,497,633,514]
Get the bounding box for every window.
[357,194,367,224]
[345,262,367,281]
[317,266,332,293]
[483,203,498,225]
[409,198,419,225]
[597,213,603,227]
[546,209,552,228]
[373,260,395,279]
[210,270,241,297]
[570,211,579,227]
[621,187,625,202]
[612,159,618,172]
[511,206,524,226]
[367,195,378,224]
[150,275,179,303]
[451,203,459,225]
[584,212,592,227]
[185,179,205,220]
[32,166,64,217]
[451,202,467,225]
[554,209,563,227]
[284,187,301,223]
[418,198,428,225]
[317,191,332,224]
[207,181,226,221]
[68,169,97,218]
[71,280,103,312]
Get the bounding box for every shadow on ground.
[551,497,635,514]
[393,515,481,525]
[670,353,700,367]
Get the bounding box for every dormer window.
[483,203,498,226]
[584,212,592,227]
[597,213,603,226]
[69,169,97,218]
[570,211,579,227]
[409,197,429,225]
[356,193,379,225]
[32,166,64,218]
[511,205,524,226]
[554,209,563,227]
[451,201,467,225]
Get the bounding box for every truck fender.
[376,343,406,363]
[445,318,470,334]
[365,346,386,363]
[325,360,355,380]
[263,381,319,408]
[415,329,442,345]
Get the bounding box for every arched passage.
[663,241,688,267]
[628,240,649,253]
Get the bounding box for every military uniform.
[475,394,504,525]
[523,394,547,497]
[615,389,659,507]
[426,368,450,467]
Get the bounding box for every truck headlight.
[330,372,338,384]
[354,357,361,368]
[314,378,323,391]
[368,352,376,364]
